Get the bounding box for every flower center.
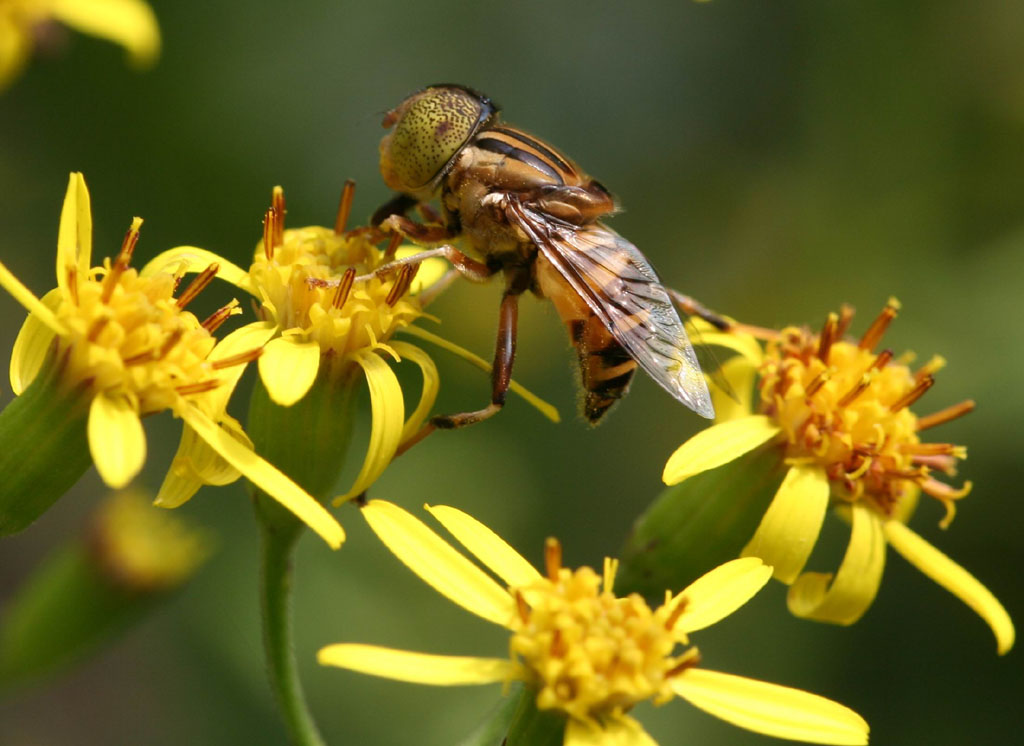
[508,539,695,723]
[246,186,426,359]
[56,221,240,414]
[757,300,972,525]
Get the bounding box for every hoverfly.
[363,84,720,429]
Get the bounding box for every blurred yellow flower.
[319,500,870,746]
[147,184,556,508]
[664,301,1014,653]
[0,0,159,90]
[0,173,344,548]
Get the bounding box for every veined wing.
[507,199,714,418]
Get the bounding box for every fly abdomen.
[569,315,638,424]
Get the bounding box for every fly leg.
[432,273,528,430]
[396,270,529,457]
[667,288,779,340]
[308,245,493,290]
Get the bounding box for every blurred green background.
[1,0,1022,743]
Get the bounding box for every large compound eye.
[379,85,493,194]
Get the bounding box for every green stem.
[248,360,360,745]
[259,517,326,746]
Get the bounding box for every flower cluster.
[664,304,1012,652]
[319,501,869,746]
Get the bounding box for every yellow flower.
[663,301,1014,653]
[319,500,870,746]
[146,184,557,507]
[0,0,159,90]
[0,173,344,548]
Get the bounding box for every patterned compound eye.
[379,85,495,195]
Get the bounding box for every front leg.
[379,213,457,246]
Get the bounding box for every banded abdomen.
[535,256,637,423]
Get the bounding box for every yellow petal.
[139,246,254,294]
[0,260,65,337]
[155,417,249,508]
[200,321,278,415]
[565,715,658,746]
[742,465,830,584]
[88,392,146,488]
[710,355,757,423]
[686,323,763,365]
[662,415,781,485]
[787,504,885,625]
[672,668,869,745]
[360,500,516,626]
[50,0,161,66]
[55,173,92,296]
[335,351,404,503]
[258,336,321,406]
[669,557,772,634]
[399,324,560,423]
[395,247,449,294]
[425,504,541,588]
[317,643,518,685]
[0,15,31,91]
[389,341,439,444]
[10,288,62,394]
[178,404,344,549]
[884,520,1015,654]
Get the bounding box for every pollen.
[246,185,427,359]
[56,222,239,415]
[508,539,696,724]
[758,300,972,526]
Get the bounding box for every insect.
[363,84,719,429]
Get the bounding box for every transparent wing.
[507,199,713,418]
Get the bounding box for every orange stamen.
[86,316,109,342]
[66,266,79,305]
[211,348,263,369]
[176,263,219,309]
[838,375,871,407]
[332,267,356,310]
[870,349,894,371]
[515,591,530,624]
[805,370,830,397]
[263,207,276,260]
[666,648,702,678]
[100,221,142,303]
[384,231,402,262]
[836,303,856,338]
[271,186,286,246]
[890,375,934,412]
[176,380,221,396]
[817,312,838,361]
[334,179,355,235]
[201,300,240,333]
[916,400,975,431]
[664,598,688,631]
[859,298,900,351]
[544,537,562,582]
[158,328,184,359]
[385,264,418,306]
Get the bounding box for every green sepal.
[455,685,535,746]
[459,685,563,746]
[0,352,92,535]
[0,541,156,688]
[246,355,359,535]
[616,443,787,599]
